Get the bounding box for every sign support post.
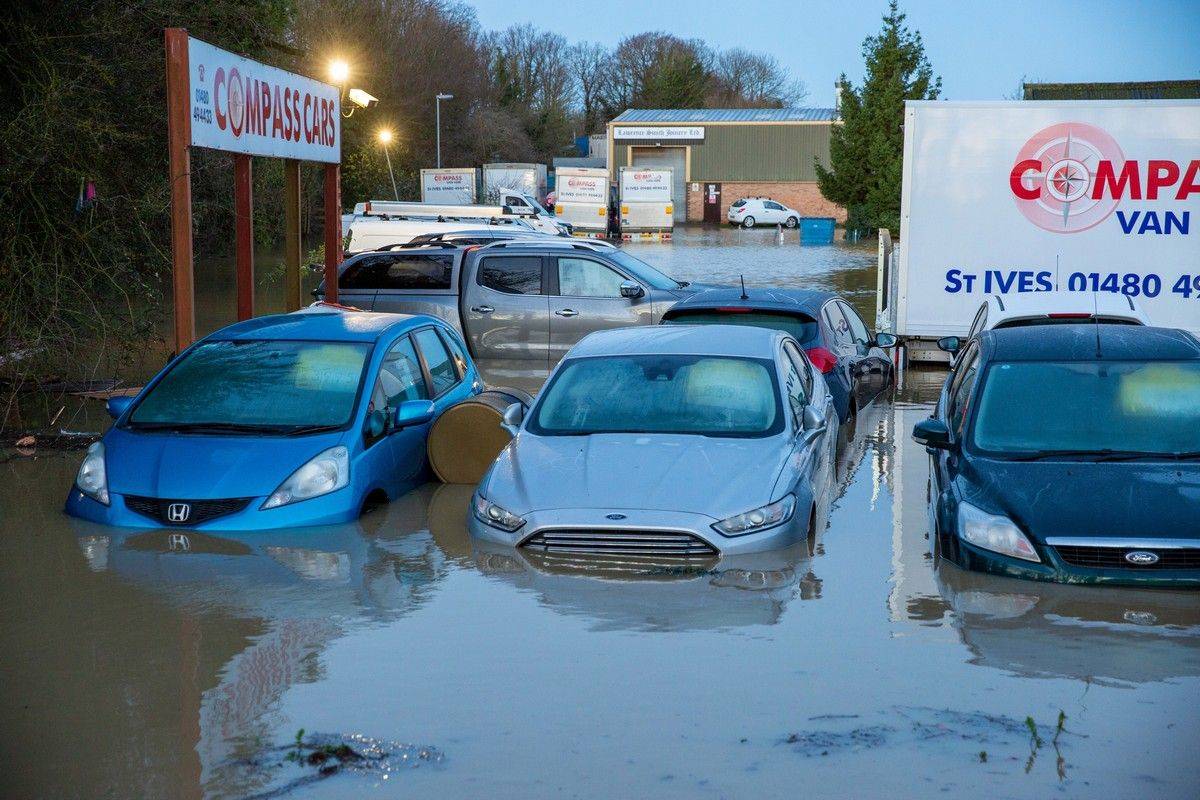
[283,159,303,311]
[164,28,195,352]
[323,164,341,303]
[233,153,254,320]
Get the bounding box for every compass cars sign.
[187,37,340,162]
[889,101,1200,338]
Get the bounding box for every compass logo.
[1009,122,1124,234]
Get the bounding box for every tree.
[709,48,807,108]
[816,1,940,233]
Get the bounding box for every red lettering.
[271,84,283,138]
[303,95,313,143]
[319,98,328,146]
[260,81,272,134]
[213,68,226,129]
[245,78,261,135]
[281,87,291,139]
[1177,160,1200,200]
[292,91,301,141]
[1092,160,1141,200]
[1009,159,1041,200]
[1145,159,1180,200]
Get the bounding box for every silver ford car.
[469,325,838,556]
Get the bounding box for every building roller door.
[632,147,686,222]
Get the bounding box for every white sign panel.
[620,168,673,203]
[897,101,1200,336]
[614,126,704,141]
[187,37,340,162]
[556,174,607,204]
[420,169,477,204]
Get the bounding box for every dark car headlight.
[957,501,1040,562]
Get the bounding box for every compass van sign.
[187,37,340,162]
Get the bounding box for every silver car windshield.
[530,354,783,438]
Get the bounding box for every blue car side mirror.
[392,399,435,430]
[912,417,954,450]
[106,396,134,420]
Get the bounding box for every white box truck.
[881,100,1200,360]
[619,167,674,236]
[482,163,548,206]
[554,167,609,235]
[420,168,478,204]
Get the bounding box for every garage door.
[632,147,686,222]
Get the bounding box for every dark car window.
[376,335,428,408]
[731,199,746,208]
[413,328,459,397]
[665,310,820,346]
[838,301,871,345]
[439,327,470,378]
[342,253,453,290]
[948,344,980,436]
[823,303,854,350]
[783,341,815,400]
[765,201,784,210]
[478,256,543,294]
[780,349,807,423]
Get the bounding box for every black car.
[914,324,1200,587]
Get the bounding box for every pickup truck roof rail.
[483,240,611,251]
[373,242,463,252]
[360,212,524,226]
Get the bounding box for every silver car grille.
[521,529,718,557]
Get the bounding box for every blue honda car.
[66,310,481,530]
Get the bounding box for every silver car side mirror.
[802,405,824,432]
[501,402,525,437]
[619,281,644,299]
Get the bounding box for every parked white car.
[728,197,801,228]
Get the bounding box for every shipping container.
[554,167,609,233]
[420,168,478,204]
[618,166,674,233]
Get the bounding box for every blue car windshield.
[607,251,681,290]
[128,340,371,432]
[665,310,820,346]
[531,354,782,438]
[971,360,1200,456]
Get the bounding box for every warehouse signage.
[614,126,705,142]
[187,37,340,162]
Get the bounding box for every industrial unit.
[606,108,844,224]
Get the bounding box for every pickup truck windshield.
[128,340,371,432]
[607,251,681,290]
[972,360,1200,457]
[531,354,782,438]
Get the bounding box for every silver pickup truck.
[316,239,715,392]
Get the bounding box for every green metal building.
[606,108,843,224]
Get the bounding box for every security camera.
[348,88,378,109]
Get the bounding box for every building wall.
[686,181,847,223]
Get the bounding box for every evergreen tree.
[816,1,941,233]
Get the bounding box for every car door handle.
[471,305,494,314]
[555,308,579,317]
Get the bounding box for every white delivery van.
[619,166,674,234]
[482,163,548,205]
[350,195,568,236]
[345,216,538,253]
[420,168,478,204]
[881,100,1200,361]
[554,167,609,235]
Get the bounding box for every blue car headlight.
[262,446,349,510]
[712,495,795,537]
[472,493,525,532]
[76,441,109,505]
[957,501,1040,562]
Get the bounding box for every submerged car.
[661,288,896,431]
[66,311,481,530]
[470,325,838,556]
[914,324,1200,587]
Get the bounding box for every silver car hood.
[483,432,791,520]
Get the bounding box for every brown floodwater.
[2,227,1198,799]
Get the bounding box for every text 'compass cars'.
[66,310,480,530]
[914,324,1200,587]
[470,324,837,556]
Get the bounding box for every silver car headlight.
[957,501,1040,562]
[712,495,795,537]
[76,441,109,505]
[472,493,525,532]
[262,446,349,510]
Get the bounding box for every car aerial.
[661,288,896,432]
[470,324,838,557]
[66,310,481,530]
[913,324,1200,587]
[938,291,1150,364]
[727,197,802,228]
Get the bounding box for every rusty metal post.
[234,154,254,320]
[323,163,341,303]
[164,28,194,351]
[283,159,303,311]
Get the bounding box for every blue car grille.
[1054,545,1200,570]
[124,495,254,526]
[521,529,718,557]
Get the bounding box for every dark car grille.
[521,529,718,557]
[124,495,254,526]
[1054,545,1200,570]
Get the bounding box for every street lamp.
[329,60,377,117]
[377,129,399,200]
[435,93,453,168]
[329,59,350,85]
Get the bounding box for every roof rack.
[373,242,462,251]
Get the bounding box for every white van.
[345,216,540,253]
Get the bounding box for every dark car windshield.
[128,340,371,432]
[530,354,782,438]
[665,310,819,346]
[971,360,1200,457]
[607,250,680,290]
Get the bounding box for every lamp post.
[435,93,453,168]
[378,129,399,200]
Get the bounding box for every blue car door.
[374,333,433,487]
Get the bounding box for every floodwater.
[2,227,1198,799]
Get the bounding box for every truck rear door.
[462,253,550,391]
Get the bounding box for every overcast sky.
[462,0,1200,107]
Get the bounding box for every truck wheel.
[741,216,756,228]
[785,216,798,228]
